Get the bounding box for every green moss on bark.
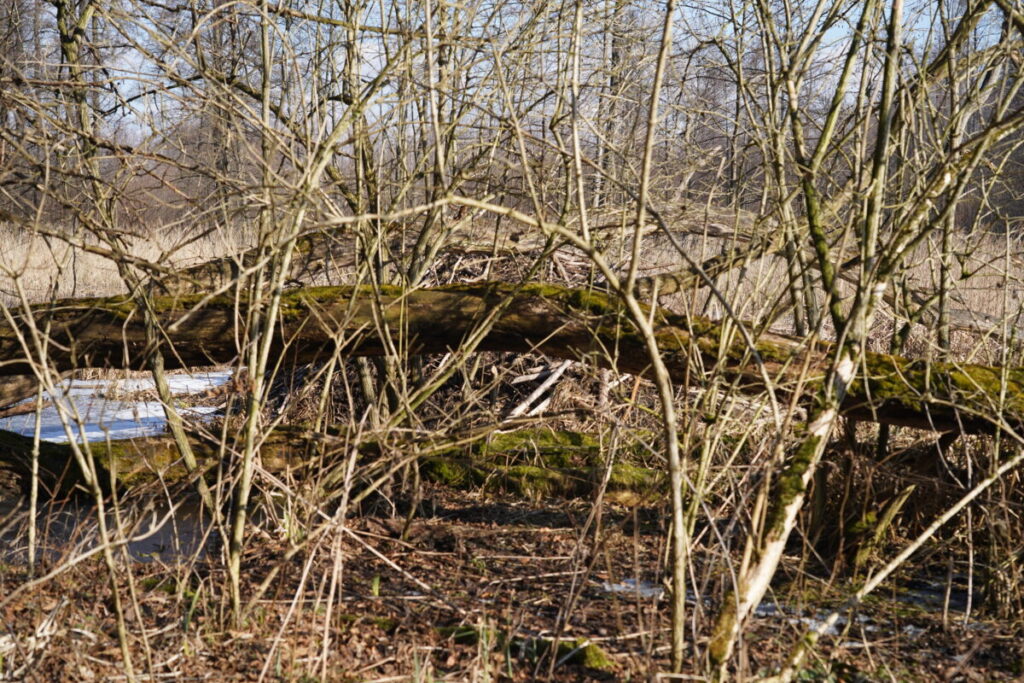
[763,432,823,535]
[420,454,662,503]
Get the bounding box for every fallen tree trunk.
[0,374,50,413]
[0,282,1021,434]
[0,425,663,501]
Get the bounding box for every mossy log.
[420,428,662,505]
[0,426,310,494]
[0,425,665,500]
[0,374,49,412]
[1,282,1022,434]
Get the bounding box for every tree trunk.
[1,282,1021,434]
[0,425,663,500]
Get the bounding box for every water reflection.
[0,495,219,564]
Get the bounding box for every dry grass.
[0,223,252,304]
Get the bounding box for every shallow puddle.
[1,370,234,565]
[1,496,219,564]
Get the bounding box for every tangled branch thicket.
[2,0,1024,678]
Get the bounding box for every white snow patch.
[792,615,841,636]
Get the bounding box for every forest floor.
[2,482,1023,681]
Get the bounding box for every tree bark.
[0,425,663,500]
[1,282,1021,434]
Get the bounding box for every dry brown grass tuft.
[0,223,251,305]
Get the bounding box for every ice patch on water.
[754,602,783,617]
[902,624,926,639]
[790,615,842,636]
[0,371,231,443]
[601,578,665,600]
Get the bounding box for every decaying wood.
[0,425,663,501]
[0,374,48,412]
[0,425,321,494]
[0,282,1022,434]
